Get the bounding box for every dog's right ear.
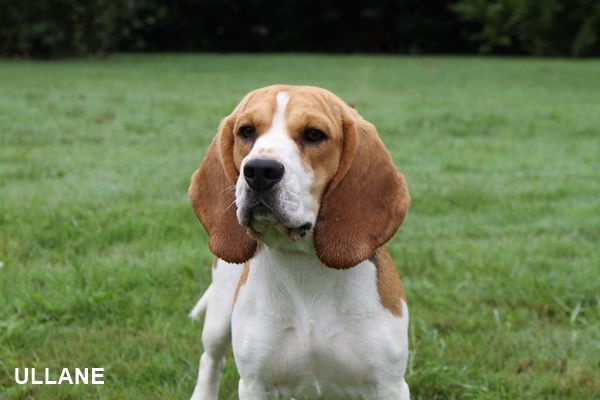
[188,115,257,264]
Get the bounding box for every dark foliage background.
[1,0,599,58]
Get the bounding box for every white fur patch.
[232,248,409,399]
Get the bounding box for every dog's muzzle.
[238,158,313,241]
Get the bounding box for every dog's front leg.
[239,379,278,400]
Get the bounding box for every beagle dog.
[188,85,411,400]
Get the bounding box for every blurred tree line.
[1,0,598,58]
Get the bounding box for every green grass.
[1,54,599,399]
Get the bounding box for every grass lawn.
[1,54,599,399]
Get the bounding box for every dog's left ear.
[188,115,257,264]
[314,106,411,269]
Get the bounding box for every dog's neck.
[248,245,376,319]
[252,244,364,285]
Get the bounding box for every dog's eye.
[238,125,256,141]
[302,128,327,145]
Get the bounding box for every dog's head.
[189,85,410,269]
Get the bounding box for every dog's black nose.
[243,159,285,192]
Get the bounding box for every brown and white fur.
[188,85,411,399]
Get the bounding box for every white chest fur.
[231,247,409,399]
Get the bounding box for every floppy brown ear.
[188,117,257,264]
[314,110,410,269]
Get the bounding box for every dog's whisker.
[224,199,237,211]
[219,185,236,195]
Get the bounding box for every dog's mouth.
[287,222,313,241]
[244,201,313,241]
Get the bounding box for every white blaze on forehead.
[247,91,294,156]
[271,92,289,133]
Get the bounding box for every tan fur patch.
[232,85,284,171]
[284,88,343,203]
[373,247,405,317]
[212,255,218,269]
[233,261,250,307]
